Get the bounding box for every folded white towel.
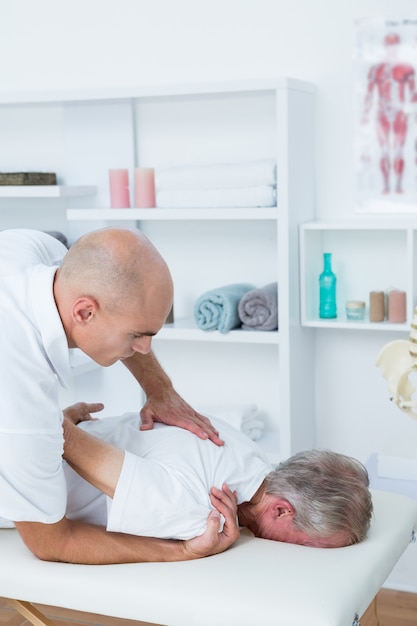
[156,159,277,190]
[156,185,276,208]
[198,404,264,441]
[0,516,15,529]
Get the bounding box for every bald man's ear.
[72,297,98,324]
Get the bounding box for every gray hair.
[265,449,373,545]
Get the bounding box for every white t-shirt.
[0,229,70,523]
[65,413,272,539]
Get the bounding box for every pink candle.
[109,169,130,208]
[388,290,406,323]
[135,168,156,208]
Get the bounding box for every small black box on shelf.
[0,172,57,185]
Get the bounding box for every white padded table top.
[0,490,416,626]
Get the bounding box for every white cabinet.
[0,78,315,460]
[300,220,417,331]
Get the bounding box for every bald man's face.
[74,284,173,367]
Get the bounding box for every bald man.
[0,228,237,564]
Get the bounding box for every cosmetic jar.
[346,300,366,321]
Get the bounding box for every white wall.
[2,0,415,452]
[2,0,417,589]
[3,0,416,219]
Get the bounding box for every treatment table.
[0,489,416,626]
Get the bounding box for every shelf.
[155,319,279,345]
[0,185,96,199]
[303,318,409,331]
[67,207,278,221]
[301,219,417,231]
[0,77,314,106]
[299,221,415,329]
[69,321,280,367]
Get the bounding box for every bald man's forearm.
[123,350,224,444]
[123,350,173,397]
[15,517,191,564]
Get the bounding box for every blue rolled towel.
[194,283,255,333]
[238,282,278,331]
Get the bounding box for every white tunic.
[0,229,70,523]
[65,414,272,539]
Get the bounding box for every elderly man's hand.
[140,388,224,446]
[63,402,104,425]
[182,484,240,559]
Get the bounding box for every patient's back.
[64,413,271,539]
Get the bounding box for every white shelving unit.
[0,185,96,198]
[67,207,277,221]
[157,319,279,345]
[0,77,316,460]
[300,219,417,331]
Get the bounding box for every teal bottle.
[319,252,337,319]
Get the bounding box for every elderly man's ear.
[273,498,295,520]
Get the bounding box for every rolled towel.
[156,159,277,190]
[197,404,264,441]
[194,283,255,333]
[238,282,278,331]
[156,185,276,208]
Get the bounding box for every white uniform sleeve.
[0,432,67,522]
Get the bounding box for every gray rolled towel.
[238,282,278,331]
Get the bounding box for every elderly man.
[0,228,234,565]
[62,403,373,550]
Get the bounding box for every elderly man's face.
[245,494,348,548]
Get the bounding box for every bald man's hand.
[140,388,224,446]
[122,350,223,445]
[63,402,104,425]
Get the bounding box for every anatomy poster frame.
[354,17,417,214]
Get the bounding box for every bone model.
[376,308,417,419]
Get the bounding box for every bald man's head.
[54,228,174,356]
[58,228,173,314]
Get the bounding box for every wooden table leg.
[359,596,379,626]
[7,599,56,626]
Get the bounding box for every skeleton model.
[376,308,417,418]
